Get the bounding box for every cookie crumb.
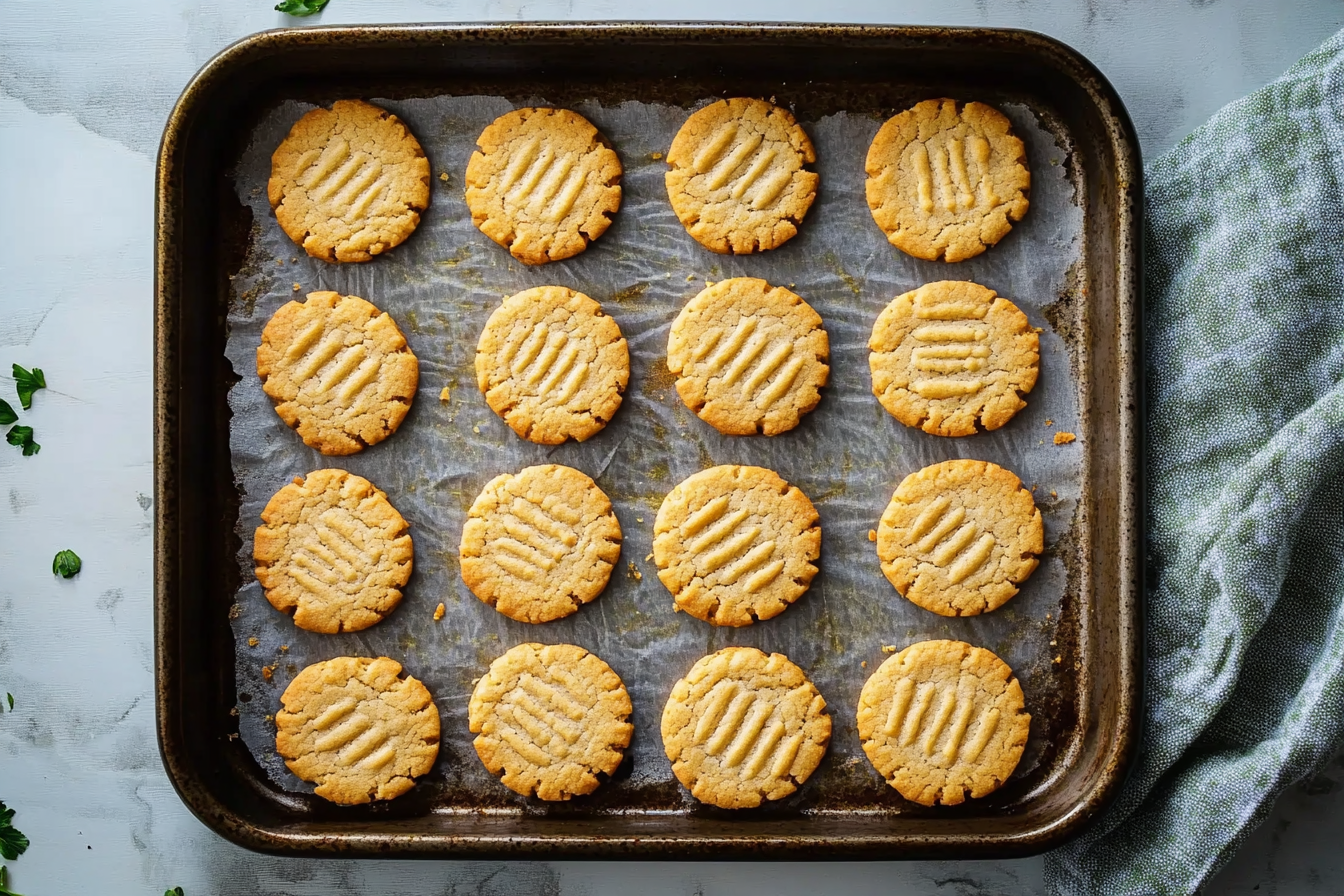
[1046,613,1052,620]
[440,386,451,402]
[472,424,481,434]
[1054,655,1062,664]
[636,517,644,523]
[434,602,446,621]
[248,637,259,647]
[650,151,664,160]
[1051,490,1058,498]
[262,665,275,681]
[1054,431,1076,445]
[861,660,868,668]
[264,714,275,723]
[645,552,654,562]
[1050,640,1057,646]
[628,561,642,582]
[868,529,877,542]
[292,282,301,292]
[230,706,239,717]
[686,274,695,281]
[280,645,289,652]
[881,644,897,654]
[1044,419,1053,426]
[439,171,450,182]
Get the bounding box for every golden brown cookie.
[661,647,831,809]
[465,107,622,264]
[665,98,819,254]
[268,99,430,263]
[460,465,622,623]
[653,465,820,626]
[254,468,413,633]
[276,656,440,805]
[474,286,628,445]
[857,640,1029,806]
[469,643,633,800]
[257,291,419,455]
[667,278,829,436]
[877,460,1042,616]
[869,280,1038,437]
[865,99,1029,262]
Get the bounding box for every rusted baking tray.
[154,23,1141,859]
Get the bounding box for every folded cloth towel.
[1045,26,1344,896]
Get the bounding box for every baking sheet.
[223,94,1085,813]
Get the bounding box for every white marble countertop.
[2,1,1342,893]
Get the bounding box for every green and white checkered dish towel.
[1045,26,1344,896]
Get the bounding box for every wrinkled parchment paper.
[225,95,1084,813]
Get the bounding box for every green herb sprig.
[53,550,82,579]
[3,427,36,457]
[275,0,329,16]
[0,864,22,896]
[11,366,44,411]
[0,802,28,862]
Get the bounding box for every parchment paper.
[224,94,1084,813]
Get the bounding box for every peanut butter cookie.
[667,277,829,436]
[857,640,1029,806]
[662,646,830,809]
[475,286,629,445]
[866,99,1029,262]
[276,656,440,805]
[254,468,413,633]
[268,99,430,263]
[465,107,622,264]
[257,290,419,455]
[877,459,1042,616]
[460,464,622,624]
[470,643,633,800]
[665,98,818,254]
[653,465,820,626]
[869,280,1038,437]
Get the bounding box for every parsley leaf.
[10,366,44,411]
[0,401,14,427]
[275,0,329,16]
[4,427,38,457]
[0,864,21,896]
[3,695,10,711]
[0,802,28,862]
[53,550,82,579]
